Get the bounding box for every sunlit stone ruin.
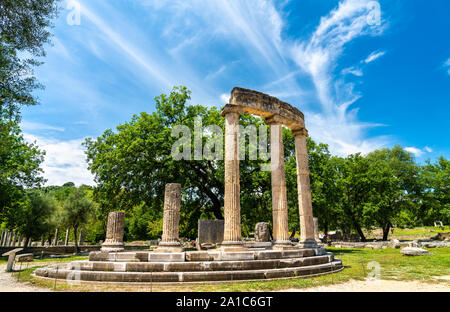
[34,87,343,284]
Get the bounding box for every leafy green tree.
[60,189,95,253]
[0,121,45,218]
[1,0,60,119]
[5,191,56,246]
[365,146,420,240]
[418,157,450,225]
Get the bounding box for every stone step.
[69,254,334,273]
[34,259,343,284]
[88,247,327,263]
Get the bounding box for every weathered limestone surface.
[220,109,245,251]
[293,128,317,248]
[79,230,85,246]
[53,228,59,246]
[101,211,125,252]
[400,247,429,256]
[197,220,224,250]
[156,183,183,252]
[254,222,271,242]
[313,217,321,243]
[229,87,305,131]
[65,229,70,246]
[267,121,291,248]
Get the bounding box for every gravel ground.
[283,278,450,292]
[1,263,449,292]
[0,264,50,292]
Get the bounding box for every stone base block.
[101,241,124,252]
[148,252,185,262]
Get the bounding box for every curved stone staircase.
[34,247,343,284]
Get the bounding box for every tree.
[5,191,56,246]
[365,146,420,240]
[60,189,95,253]
[1,0,60,119]
[0,121,45,219]
[418,157,450,225]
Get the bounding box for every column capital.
[292,128,309,137]
[264,114,283,125]
[221,104,243,117]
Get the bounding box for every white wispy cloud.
[364,50,386,63]
[443,58,450,75]
[405,146,433,157]
[290,0,389,155]
[21,121,65,132]
[23,134,94,186]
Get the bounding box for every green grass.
[9,247,449,292]
[389,226,450,238]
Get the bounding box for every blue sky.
[20,0,450,186]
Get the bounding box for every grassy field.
[9,247,450,292]
[363,226,450,240]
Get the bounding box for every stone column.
[292,128,317,248]
[53,228,59,246]
[313,217,321,243]
[266,119,291,250]
[64,229,70,246]
[11,230,17,247]
[156,183,183,252]
[220,106,245,251]
[5,231,11,247]
[101,211,125,252]
[0,230,5,246]
[79,230,85,246]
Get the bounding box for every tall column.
[5,231,11,247]
[156,183,184,252]
[101,211,125,252]
[220,106,245,251]
[53,228,59,246]
[79,230,85,246]
[266,119,291,249]
[65,228,70,246]
[0,230,5,246]
[11,230,17,247]
[313,217,321,243]
[292,128,317,248]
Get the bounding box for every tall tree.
[60,189,95,254]
[1,0,60,119]
[365,146,420,240]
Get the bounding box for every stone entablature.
[226,87,305,131]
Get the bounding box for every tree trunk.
[73,226,79,254]
[354,222,366,242]
[24,237,30,247]
[382,223,391,241]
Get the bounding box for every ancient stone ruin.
[34,88,342,284]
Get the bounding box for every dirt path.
[0,264,50,292]
[1,262,449,292]
[283,278,450,292]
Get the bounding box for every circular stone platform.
[33,247,343,285]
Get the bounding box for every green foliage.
[4,191,56,244]
[0,121,45,219]
[59,189,95,252]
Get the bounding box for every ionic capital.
[221,104,243,117]
[264,114,283,125]
[292,128,309,137]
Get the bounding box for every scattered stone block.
[254,222,271,242]
[400,247,429,256]
[16,253,34,262]
[197,220,224,250]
